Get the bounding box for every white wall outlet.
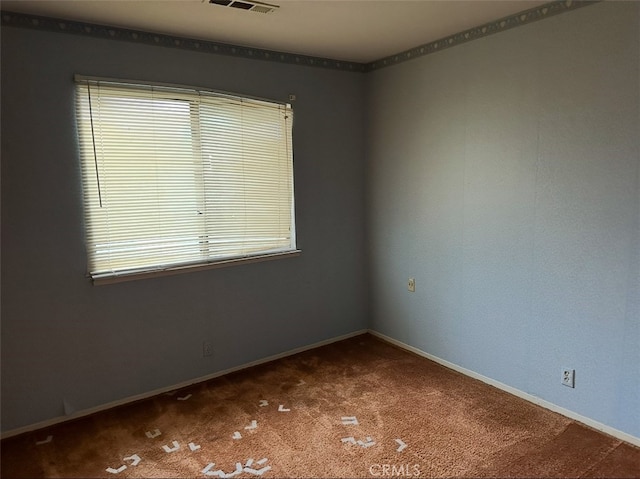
[203,340,213,357]
[561,368,575,388]
[408,278,416,292]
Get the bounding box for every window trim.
[91,250,302,285]
[75,75,291,108]
[74,75,299,284]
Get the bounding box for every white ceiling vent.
[207,0,279,14]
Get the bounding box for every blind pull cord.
[87,83,103,208]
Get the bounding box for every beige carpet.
[2,334,639,478]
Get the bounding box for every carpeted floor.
[2,334,639,478]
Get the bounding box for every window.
[75,76,297,283]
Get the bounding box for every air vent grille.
[250,4,274,14]
[207,0,279,14]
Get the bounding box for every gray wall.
[367,1,639,439]
[1,27,368,432]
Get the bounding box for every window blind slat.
[76,79,295,277]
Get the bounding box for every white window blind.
[75,76,296,282]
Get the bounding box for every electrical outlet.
[561,368,575,388]
[407,278,416,292]
[203,341,213,358]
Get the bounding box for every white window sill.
[90,250,302,285]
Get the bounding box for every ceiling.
[1,0,547,63]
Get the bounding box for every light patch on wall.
[63,399,76,415]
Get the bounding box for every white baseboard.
[6,327,638,448]
[1,329,368,440]
[368,329,640,448]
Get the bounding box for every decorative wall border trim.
[0,10,366,73]
[365,0,598,71]
[1,1,599,73]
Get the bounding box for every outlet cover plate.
[562,368,575,388]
